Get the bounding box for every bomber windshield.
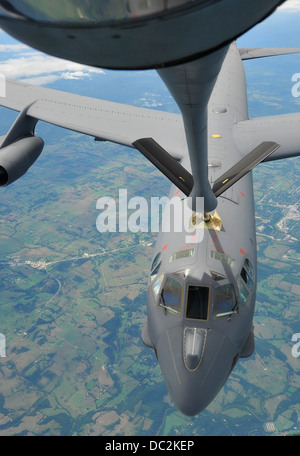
[160,277,183,315]
[0,0,207,23]
[186,286,209,320]
[213,283,237,318]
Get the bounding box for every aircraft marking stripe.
[166,330,181,385]
[200,336,226,388]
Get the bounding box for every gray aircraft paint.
[145,43,259,415]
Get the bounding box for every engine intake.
[0,165,8,186]
[0,136,44,186]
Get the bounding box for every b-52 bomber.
[0,0,298,415]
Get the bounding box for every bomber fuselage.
[144,43,257,416]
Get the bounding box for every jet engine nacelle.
[0,136,44,186]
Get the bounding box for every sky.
[0,0,299,87]
[0,42,105,86]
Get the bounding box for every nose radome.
[156,326,236,416]
[183,327,207,371]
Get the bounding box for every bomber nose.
[156,326,236,416]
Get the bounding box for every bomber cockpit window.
[244,258,254,277]
[238,258,254,305]
[151,253,161,272]
[150,253,162,282]
[159,277,183,315]
[237,278,249,305]
[152,273,164,301]
[210,250,235,268]
[240,259,254,290]
[186,286,209,320]
[213,283,237,318]
[151,262,162,282]
[169,248,195,263]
